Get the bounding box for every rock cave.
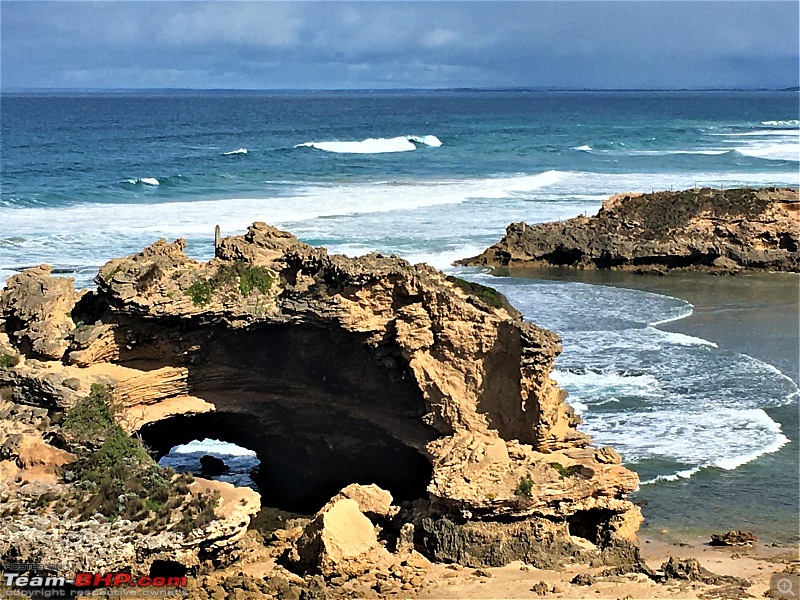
[0,222,645,576]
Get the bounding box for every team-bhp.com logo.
[2,563,187,597]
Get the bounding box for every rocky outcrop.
[289,497,393,578]
[460,187,800,273]
[0,222,643,575]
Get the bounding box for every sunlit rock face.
[461,187,800,273]
[0,222,642,571]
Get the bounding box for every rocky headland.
[460,187,800,273]
[0,222,791,598]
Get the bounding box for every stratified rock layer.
[460,187,800,273]
[0,222,642,574]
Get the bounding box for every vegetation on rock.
[548,461,583,479]
[59,384,219,529]
[514,475,534,497]
[448,276,506,309]
[186,260,275,306]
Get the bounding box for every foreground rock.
[710,530,758,547]
[460,187,800,273]
[0,222,643,578]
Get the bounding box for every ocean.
[2,90,798,541]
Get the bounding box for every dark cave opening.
[567,508,616,545]
[123,319,438,515]
[140,408,433,515]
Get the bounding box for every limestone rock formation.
[289,497,392,578]
[460,187,800,273]
[0,222,643,575]
[0,265,80,359]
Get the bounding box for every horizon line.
[2,85,799,94]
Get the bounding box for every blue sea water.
[2,90,798,539]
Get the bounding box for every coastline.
[409,536,799,599]
[488,267,799,547]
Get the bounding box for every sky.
[1,1,798,90]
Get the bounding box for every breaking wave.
[222,148,248,155]
[296,135,442,154]
[124,177,160,186]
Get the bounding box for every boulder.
[709,530,758,547]
[290,498,391,578]
[326,483,398,521]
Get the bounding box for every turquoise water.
[2,90,798,540]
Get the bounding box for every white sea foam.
[640,466,703,485]
[656,330,718,348]
[735,143,800,161]
[553,369,660,394]
[222,148,248,155]
[171,438,257,457]
[126,177,160,186]
[714,129,799,137]
[407,135,443,147]
[573,145,592,151]
[762,120,800,127]
[584,407,789,473]
[648,303,694,327]
[296,135,441,154]
[627,149,729,156]
[707,129,800,161]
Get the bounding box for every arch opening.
[140,409,433,515]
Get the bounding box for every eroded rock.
[290,498,392,578]
[0,222,644,574]
[460,187,800,273]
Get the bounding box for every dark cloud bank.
[1,1,798,90]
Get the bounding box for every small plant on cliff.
[0,354,18,368]
[186,261,275,306]
[448,276,505,309]
[187,279,214,306]
[102,266,121,282]
[514,475,535,497]
[548,461,583,479]
[62,383,116,441]
[59,384,218,530]
[238,265,274,296]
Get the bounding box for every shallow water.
[492,268,799,543]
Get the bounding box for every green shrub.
[0,354,17,368]
[62,384,115,438]
[548,461,583,479]
[60,385,207,528]
[187,279,213,306]
[186,261,275,306]
[102,266,121,282]
[239,265,274,296]
[448,276,505,309]
[514,475,534,497]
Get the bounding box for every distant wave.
[296,135,442,154]
[762,119,800,127]
[734,143,800,162]
[171,438,257,457]
[222,148,248,155]
[124,177,160,186]
[573,145,592,151]
[708,128,800,161]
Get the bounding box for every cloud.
[422,28,461,49]
[1,1,797,89]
